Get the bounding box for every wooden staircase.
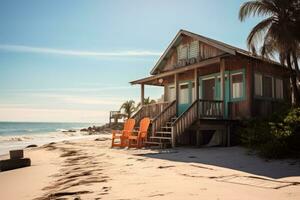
[134,99,224,148]
[146,117,177,148]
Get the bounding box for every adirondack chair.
[128,117,150,148]
[111,119,135,148]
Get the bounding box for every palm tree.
[239,0,300,105]
[120,100,137,119]
[143,97,156,105]
[136,97,156,109]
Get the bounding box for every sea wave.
[0,130,87,142]
[0,132,100,156]
[56,128,68,132]
[0,122,102,155]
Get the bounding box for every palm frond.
[246,17,273,51]
[120,100,137,118]
[259,32,277,59]
[239,0,277,21]
[279,53,286,66]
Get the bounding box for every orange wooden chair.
[111,119,135,148]
[128,117,150,148]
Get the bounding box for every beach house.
[130,30,291,148]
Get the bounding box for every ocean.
[0,122,101,155]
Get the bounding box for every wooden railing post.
[197,99,224,118]
[220,59,225,116]
[151,101,176,138]
[141,84,145,106]
[175,73,179,116]
[171,100,198,145]
[171,127,175,148]
[133,102,171,125]
[194,69,199,119]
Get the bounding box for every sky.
[0,0,261,123]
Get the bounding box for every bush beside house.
[238,107,300,159]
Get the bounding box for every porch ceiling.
[130,56,221,85]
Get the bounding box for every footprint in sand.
[157,165,175,169]
[35,144,111,200]
[136,158,146,161]
[190,164,215,171]
[148,192,173,197]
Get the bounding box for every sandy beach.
[0,134,299,200]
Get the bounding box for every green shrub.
[238,119,271,148]
[238,107,300,159]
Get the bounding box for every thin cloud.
[0,86,134,93]
[0,44,162,57]
[0,107,107,123]
[42,94,126,106]
[0,86,137,96]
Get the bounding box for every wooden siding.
[252,58,291,101]
[225,55,291,118]
[251,57,291,117]
[252,100,287,117]
[162,35,225,73]
[224,56,252,119]
[162,55,291,119]
[198,63,220,76]
[147,53,291,121]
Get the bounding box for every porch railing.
[151,100,176,136]
[198,99,223,119]
[172,100,198,147]
[132,102,171,124]
[171,99,223,147]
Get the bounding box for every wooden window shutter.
[188,41,199,59]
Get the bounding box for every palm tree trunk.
[287,53,300,106]
[292,51,300,79]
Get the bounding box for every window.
[188,41,199,59]
[179,84,189,104]
[263,76,274,98]
[191,82,196,101]
[202,78,215,100]
[255,73,283,100]
[231,73,243,99]
[167,85,176,102]
[177,41,199,61]
[254,73,263,96]
[275,78,284,99]
[177,45,188,60]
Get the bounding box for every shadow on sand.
[137,146,300,179]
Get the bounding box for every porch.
[131,57,231,148]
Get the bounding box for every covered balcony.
[130,56,226,121]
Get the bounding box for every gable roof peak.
[150,29,237,75]
[150,29,282,75]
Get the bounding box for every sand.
[0,135,299,200]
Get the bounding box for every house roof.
[150,29,283,75]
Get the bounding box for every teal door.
[178,81,194,115]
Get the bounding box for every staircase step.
[155,131,172,135]
[145,141,171,148]
[145,141,165,145]
[166,122,173,125]
[150,136,172,140]
[161,126,172,129]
